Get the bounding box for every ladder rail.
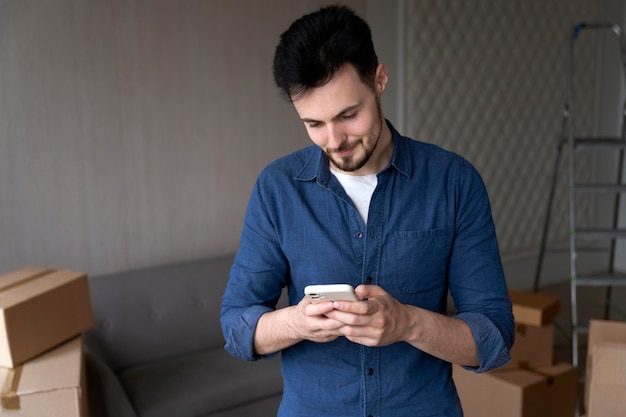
[567,21,579,368]
[533,21,626,417]
[567,18,626,373]
[533,124,567,293]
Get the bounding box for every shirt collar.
[294,120,412,184]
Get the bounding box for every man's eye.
[307,122,321,128]
[343,113,357,120]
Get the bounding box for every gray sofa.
[83,254,283,417]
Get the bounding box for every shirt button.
[366,276,373,284]
[356,232,363,239]
[367,368,374,376]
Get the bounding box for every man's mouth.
[330,142,359,158]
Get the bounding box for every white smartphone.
[304,284,359,303]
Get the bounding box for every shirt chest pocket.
[392,227,453,295]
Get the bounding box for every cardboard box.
[509,290,561,326]
[0,337,86,416]
[453,362,577,417]
[585,320,626,412]
[505,322,554,369]
[0,268,92,367]
[587,342,626,417]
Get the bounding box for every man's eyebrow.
[300,103,362,124]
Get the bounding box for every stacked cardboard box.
[0,267,92,416]
[584,319,626,417]
[453,290,577,417]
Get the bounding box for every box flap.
[0,338,83,415]
[509,290,561,326]
[454,362,577,417]
[587,342,626,417]
[585,320,626,411]
[0,337,82,400]
[0,268,52,293]
[488,367,546,388]
[0,269,87,309]
[588,319,626,347]
[589,342,626,385]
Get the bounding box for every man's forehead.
[292,67,370,120]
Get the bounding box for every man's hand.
[254,293,350,355]
[256,284,479,367]
[292,295,347,343]
[325,284,479,366]
[324,285,414,346]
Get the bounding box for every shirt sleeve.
[220,176,288,361]
[448,159,515,373]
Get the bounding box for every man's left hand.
[325,285,415,347]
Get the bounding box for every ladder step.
[575,228,626,239]
[575,183,626,193]
[576,273,626,286]
[572,322,589,335]
[545,245,611,253]
[566,137,626,149]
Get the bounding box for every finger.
[325,309,361,325]
[354,284,387,299]
[331,299,367,314]
[332,299,378,316]
[306,315,346,333]
[304,301,335,317]
[337,324,383,343]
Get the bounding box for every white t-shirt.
[330,169,378,224]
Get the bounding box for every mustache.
[327,140,362,154]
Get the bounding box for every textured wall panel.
[402,0,601,257]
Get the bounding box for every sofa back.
[84,254,235,372]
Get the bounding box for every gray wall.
[399,0,626,289]
[0,0,366,275]
[0,0,622,288]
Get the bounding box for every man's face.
[292,64,389,175]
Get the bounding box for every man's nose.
[327,124,345,149]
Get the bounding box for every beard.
[326,99,384,172]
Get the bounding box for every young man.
[221,6,514,416]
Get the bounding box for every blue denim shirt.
[221,122,514,417]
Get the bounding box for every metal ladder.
[533,21,626,371]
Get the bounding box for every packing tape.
[1,366,23,410]
[517,362,556,385]
[0,269,52,293]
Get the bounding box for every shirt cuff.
[455,312,512,373]
[224,304,276,361]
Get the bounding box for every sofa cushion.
[209,394,282,417]
[85,349,139,417]
[117,347,283,417]
[85,255,235,371]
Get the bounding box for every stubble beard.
[327,101,384,173]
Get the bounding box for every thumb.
[355,284,385,299]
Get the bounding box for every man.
[221,5,514,417]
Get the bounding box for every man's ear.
[375,63,389,94]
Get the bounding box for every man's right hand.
[296,296,346,343]
[253,296,346,356]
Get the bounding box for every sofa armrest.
[84,348,138,417]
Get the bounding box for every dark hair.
[272,5,378,101]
